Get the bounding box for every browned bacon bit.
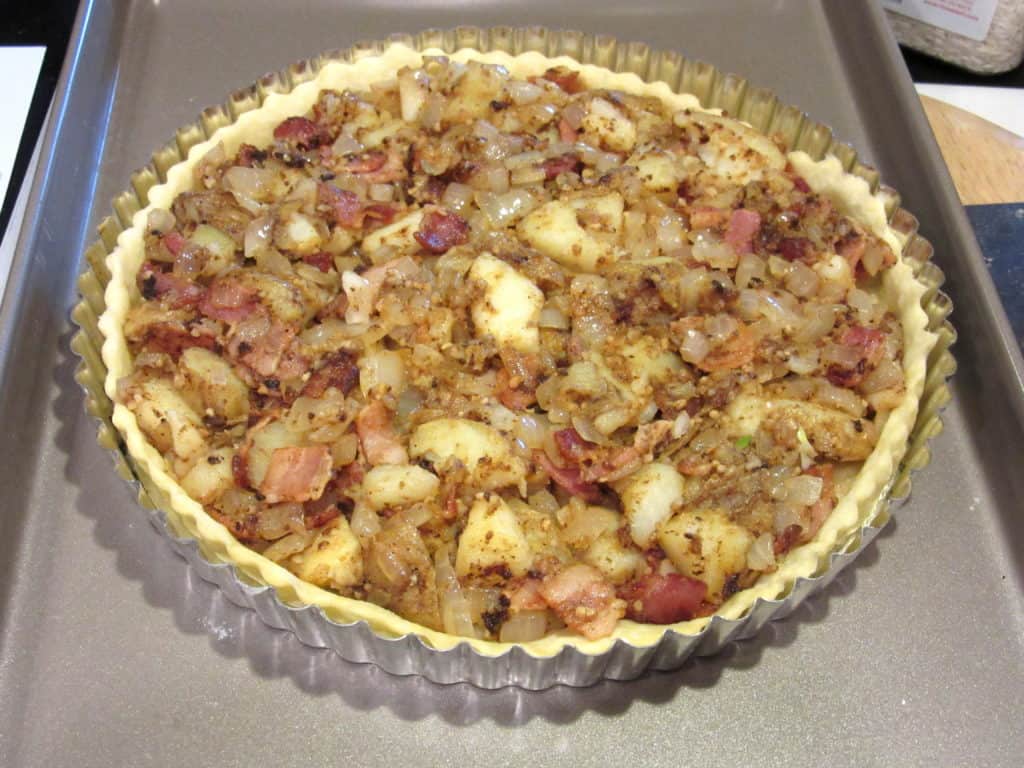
[231,452,251,489]
[688,207,731,230]
[346,149,388,174]
[495,367,536,410]
[355,400,409,466]
[142,323,218,358]
[541,153,580,180]
[234,321,295,378]
[236,144,268,167]
[361,204,397,229]
[303,484,346,529]
[414,209,469,254]
[724,209,761,255]
[837,231,867,272]
[303,251,333,273]
[541,66,583,94]
[778,236,815,263]
[620,572,707,624]
[209,508,259,545]
[826,326,885,388]
[697,322,757,372]
[199,278,260,323]
[538,564,625,640]
[335,460,365,491]
[301,350,359,397]
[534,451,602,502]
[792,174,812,193]
[505,578,547,612]
[554,427,595,464]
[774,523,803,556]
[259,445,333,503]
[273,116,325,149]
[316,292,348,321]
[138,262,204,308]
[318,183,397,229]
[163,231,186,257]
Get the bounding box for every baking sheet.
[1,0,1022,766]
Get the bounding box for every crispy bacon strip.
[199,278,260,323]
[274,116,326,149]
[301,350,360,398]
[414,209,469,254]
[539,564,625,640]
[142,323,218,358]
[259,445,333,503]
[355,400,408,466]
[534,450,602,502]
[621,573,707,624]
[826,326,886,388]
[724,209,761,255]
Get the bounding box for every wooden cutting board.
[920,94,1024,205]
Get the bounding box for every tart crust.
[98,43,936,656]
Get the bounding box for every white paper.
[0,47,46,214]
[883,0,999,42]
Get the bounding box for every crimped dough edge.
[98,43,937,658]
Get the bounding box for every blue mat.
[965,203,1024,350]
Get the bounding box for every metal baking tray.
[1,0,1021,765]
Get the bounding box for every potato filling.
[118,58,904,641]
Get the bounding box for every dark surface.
[966,204,1024,349]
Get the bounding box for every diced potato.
[289,517,364,590]
[620,337,683,387]
[444,61,505,123]
[179,347,250,422]
[658,507,753,601]
[557,500,621,551]
[398,68,429,122]
[455,495,533,580]
[507,499,571,564]
[725,393,875,461]
[180,447,236,504]
[517,193,623,272]
[631,149,686,192]
[274,212,323,255]
[618,462,687,547]
[409,418,526,490]
[362,464,440,511]
[676,111,785,184]
[584,532,646,584]
[360,210,424,258]
[131,379,207,461]
[582,97,637,152]
[468,253,543,352]
[235,269,306,325]
[189,224,237,276]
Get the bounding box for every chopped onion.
[223,166,277,202]
[735,253,767,289]
[572,415,612,446]
[786,351,820,375]
[862,241,889,275]
[784,475,824,506]
[785,261,820,298]
[773,504,804,534]
[671,411,692,439]
[539,305,570,330]
[499,610,547,643]
[693,231,738,269]
[861,358,903,394]
[821,342,864,368]
[561,101,586,130]
[746,532,776,571]
[244,216,274,258]
[656,214,686,253]
[679,328,710,364]
[330,433,359,467]
[359,349,406,397]
[507,79,544,105]
[146,208,176,236]
[705,313,738,342]
[368,183,394,202]
[514,412,550,450]
[794,303,837,343]
[815,380,865,415]
[480,165,510,193]
[349,502,381,541]
[442,182,474,212]
[332,131,363,156]
[476,189,537,227]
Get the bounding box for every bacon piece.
[541,66,583,94]
[414,209,469,254]
[539,564,625,640]
[232,452,251,489]
[229,318,294,378]
[317,292,348,321]
[235,143,267,167]
[724,208,761,255]
[558,117,578,144]
[346,150,387,174]
[163,231,186,257]
[554,428,595,464]
[621,573,707,624]
[778,236,815,264]
[303,251,333,273]
[688,207,731,230]
[792,175,811,193]
[303,483,346,529]
[837,232,867,272]
[301,350,360,398]
[142,323,218,358]
[534,451,602,502]
[804,463,836,539]
[495,368,535,410]
[355,400,408,466]
[541,153,581,180]
[505,578,547,612]
[826,326,886,388]
[774,523,803,556]
[199,278,260,323]
[273,116,325,149]
[697,322,757,372]
[318,183,398,229]
[259,445,332,503]
[138,262,204,308]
